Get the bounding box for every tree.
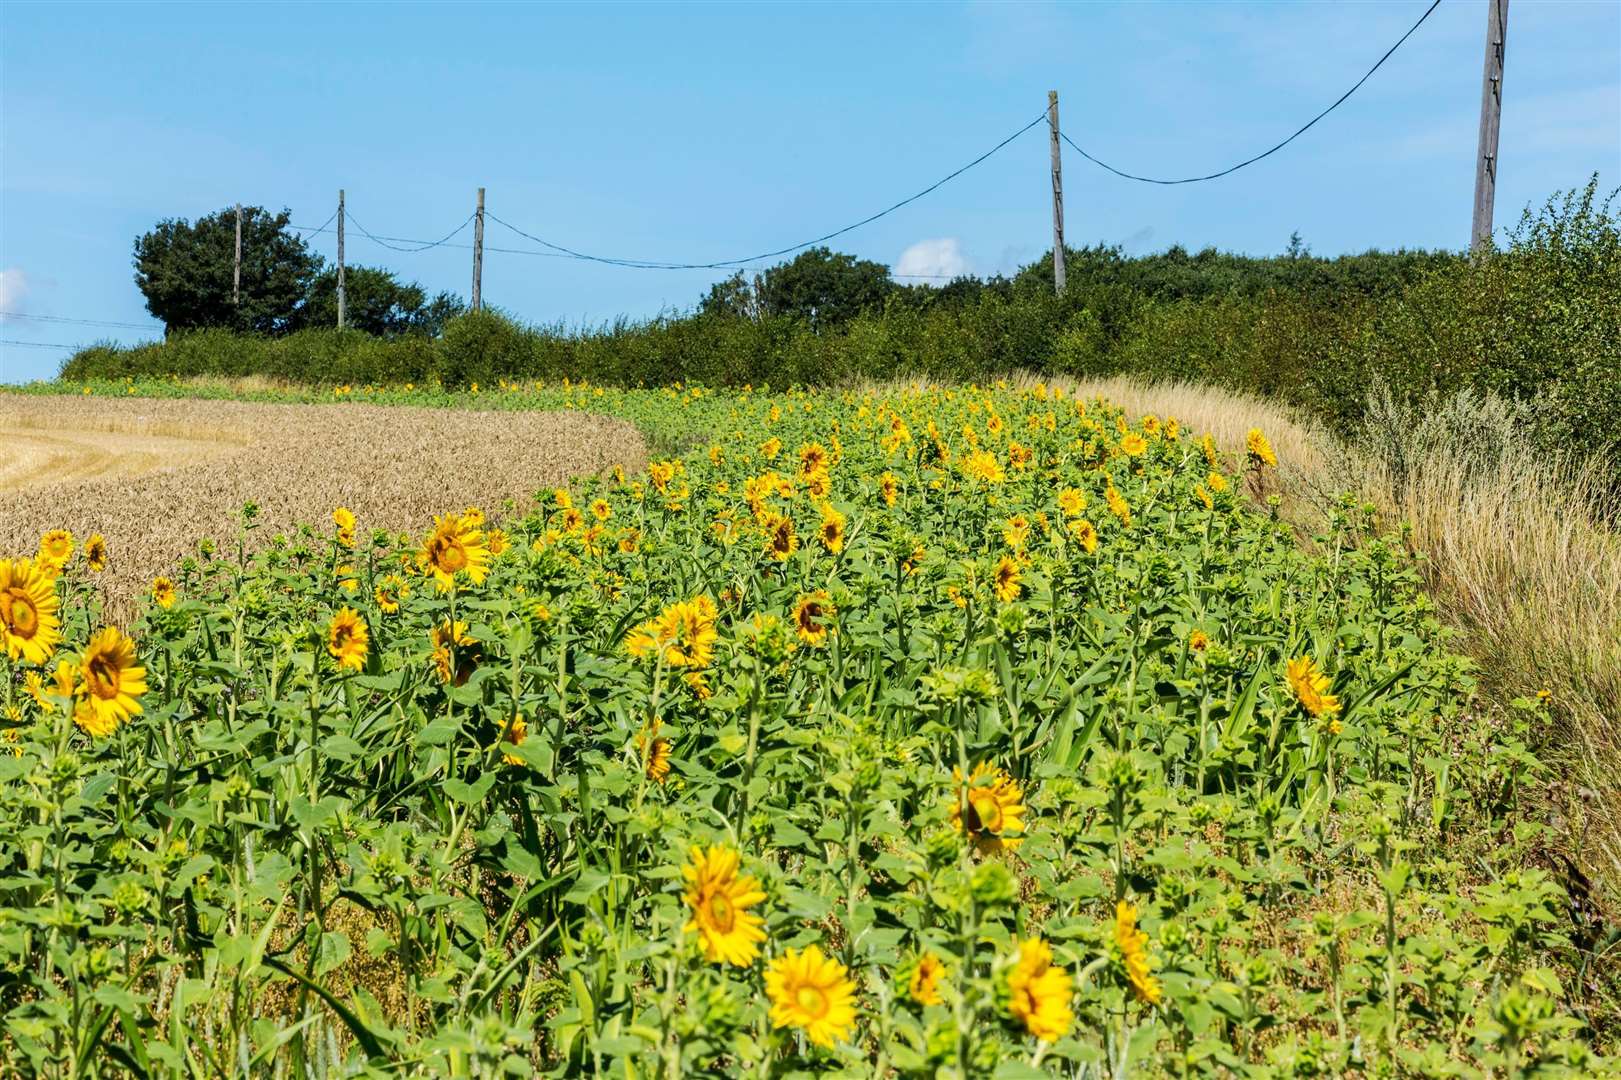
[295,265,465,337]
[752,248,893,329]
[133,206,321,334]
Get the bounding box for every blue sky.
[2,0,1616,382]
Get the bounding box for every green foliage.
[295,265,464,338]
[133,206,322,334]
[3,385,1611,1075]
[85,182,1619,485]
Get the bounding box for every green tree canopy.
[296,265,465,337]
[134,206,322,334]
[700,247,894,329]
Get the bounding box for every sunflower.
[77,627,147,733]
[501,715,528,766]
[73,698,118,740]
[421,513,491,592]
[52,660,76,699]
[326,607,369,672]
[760,436,783,460]
[793,592,834,646]
[949,762,1027,854]
[798,442,829,477]
[962,450,1005,485]
[333,507,356,533]
[992,555,1022,604]
[766,944,858,1048]
[1002,515,1030,550]
[590,498,613,522]
[38,530,73,571]
[1286,656,1341,718]
[1120,432,1147,457]
[878,472,899,508]
[431,619,481,686]
[487,528,510,557]
[805,470,831,500]
[1188,629,1210,652]
[638,718,672,782]
[1246,427,1278,468]
[552,488,573,510]
[1194,485,1214,510]
[909,953,947,1006]
[1005,937,1074,1042]
[1056,487,1086,518]
[24,671,49,710]
[1207,471,1230,493]
[151,577,176,609]
[461,506,486,527]
[1105,485,1132,528]
[763,513,798,563]
[0,558,63,665]
[817,504,847,554]
[374,573,409,613]
[1113,901,1162,1005]
[681,845,768,966]
[626,596,718,669]
[84,534,107,573]
[1069,518,1099,555]
[647,460,678,494]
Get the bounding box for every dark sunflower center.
[88,656,118,699]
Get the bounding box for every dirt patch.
[1,394,647,620]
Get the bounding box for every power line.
[1061,0,1444,185]
[343,208,475,253]
[291,208,338,236]
[483,113,1048,271]
[0,339,79,350]
[293,223,964,279]
[0,311,160,330]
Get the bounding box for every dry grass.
[1,395,646,621]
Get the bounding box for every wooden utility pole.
[1471,0,1509,255]
[337,190,346,330]
[233,203,242,306]
[1048,91,1066,294]
[472,187,485,312]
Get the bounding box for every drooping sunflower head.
[326,607,369,672]
[0,558,63,666]
[84,534,107,573]
[1188,629,1210,652]
[765,944,858,1048]
[1006,937,1074,1042]
[151,577,176,609]
[681,844,767,966]
[1286,657,1341,718]
[487,528,510,558]
[421,513,491,592]
[1002,515,1030,550]
[638,718,672,782]
[878,472,899,507]
[949,762,1027,853]
[77,627,147,732]
[794,591,834,647]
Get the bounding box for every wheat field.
[1,395,646,619]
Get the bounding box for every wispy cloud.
[895,238,971,280]
[0,268,29,315]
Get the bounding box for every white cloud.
[894,238,970,282]
[0,268,27,315]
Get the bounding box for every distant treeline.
[66,179,1619,477]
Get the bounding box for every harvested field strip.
[1,396,646,620]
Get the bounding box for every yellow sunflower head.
[333,507,356,533]
[1120,432,1147,457]
[793,592,834,647]
[992,555,1022,604]
[1056,487,1086,518]
[0,558,64,666]
[431,619,480,686]
[421,513,491,592]
[38,530,73,570]
[84,534,107,573]
[878,472,899,508]
[681,844,767,966]
[949,762,1027,854]
[638,718,672,782]
[590,498,613,522]
[151,577,177,609]
[77,627,147,733]
[326,607,369,672]
[766,944,858,1048]
[1005,937,1074,1042]
[817,504,846,554]
[763,513,798,563]
[1069,518,1099,554]
[501,715,528,766]
[1246,427,1278,468]
[1112,901,1162,1005]
[1286,656,1341,718]
[374,572,409,613]
[908,953,947,1006]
